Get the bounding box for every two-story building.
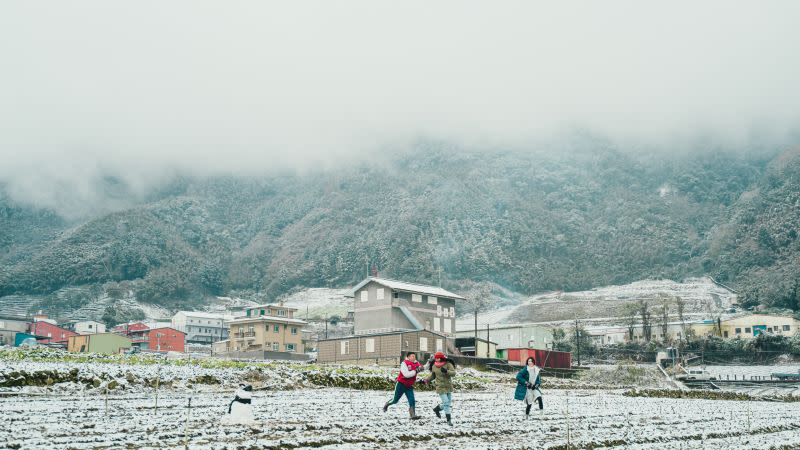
[317,277,462,364]
[216,304,308,357]
[351,277,463,336]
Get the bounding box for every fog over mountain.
[2,1,800,215]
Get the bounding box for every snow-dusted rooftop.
[351,277,466,300]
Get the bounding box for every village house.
[171,311,231,344]
[352,277,463,336]
[112,322,151,349]
[146,327,186,352]
[717,313,799,339]
[454,336,498,358]
[0,315,30,346]
[456,323,554,357]
[63,320,106,335]
[28,321,77,346]
[214,304,308,358]
[317,277,461,364]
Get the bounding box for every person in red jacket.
[383,351,423,419]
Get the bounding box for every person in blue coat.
[514,357,543,417]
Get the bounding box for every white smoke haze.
[1,0,799,216]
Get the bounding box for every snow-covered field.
[3,385,800,449]
[2,354,799,449]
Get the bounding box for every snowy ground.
[3,384,800,449]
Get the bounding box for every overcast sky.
[1,1,799,215]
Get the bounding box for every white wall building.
[72,320,106,335]
[171,311,231,344]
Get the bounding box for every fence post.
[184,390,193,450]
[154,365,160,413]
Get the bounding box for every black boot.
[383,401,390,413]
[526,404,532,416]
[433,404,442,418]
[409,407,421,420]
[446,413,452,426]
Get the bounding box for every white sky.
[1,1,799,215]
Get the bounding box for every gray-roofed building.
[350,277,463,336]
[0,315,30,346]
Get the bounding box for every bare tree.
[460,281,493,345]
[675,296,686,343]
[638,300,652,342]
[656,295,670,343]
[622,302,639,341]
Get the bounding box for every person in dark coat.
[514,357,543,417]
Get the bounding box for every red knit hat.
[434,351,445,359]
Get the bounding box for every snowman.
[222,384,255,425]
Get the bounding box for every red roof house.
[28,321,77,345]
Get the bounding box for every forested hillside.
[0,144,797,313]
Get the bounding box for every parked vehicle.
[676,369,715,381]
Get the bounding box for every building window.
[88,324,93,329]
[412,294,422,303]
[449,307,456,317]
[419,337,428,351]
[291,327,298,335]
[274,325,280,333]
[260,309,265,315]
[784,325,791,331]
[745,327,751,333]
[278,310,286,317]
[433,318,440,332]
[437,305,442,316]
[723,331,728,338]
[360,291,369,302]
[436,339,443,352]
[246,310,251,317]
[365,338,375,353]
[444,320,452,333]
[272,342,279,351]
[341,340,350,355]
[735,328,741,334]
[428,296,437,305]
[286,343,296,352]
[393,292,399,299]
[377,288,385,300]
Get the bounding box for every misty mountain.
[0,144,798,315]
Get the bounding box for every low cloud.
[1,1,799,217]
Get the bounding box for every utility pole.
[486,324,490,358]
[325,315,328,339]
[474,311,478,351]
[574,317,581,367]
